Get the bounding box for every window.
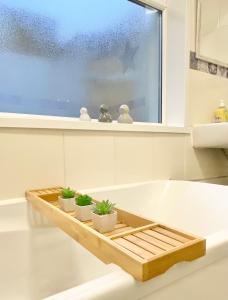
[0,0,162,123]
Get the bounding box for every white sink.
[193,123,228,148]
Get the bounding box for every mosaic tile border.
[190,51,228,79]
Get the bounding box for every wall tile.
[150,134,185,180]
[114,133,154,184]
[64,131,115,189]
[114,133,185,184]
[0,129,64,200]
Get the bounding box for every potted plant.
[58,187,76,212]
[92,200,117,233]
[75,194,95,221]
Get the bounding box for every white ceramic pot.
[58,196,75,212]
[91,210,117,233]
[75,203,95,221]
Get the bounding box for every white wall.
[1,127,228,200]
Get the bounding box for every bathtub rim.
[77,179,228,195]
[0,197,26,206]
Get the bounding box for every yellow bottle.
[214,100,228,123]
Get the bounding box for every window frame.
[0,0,189,132]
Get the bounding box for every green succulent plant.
[76,194,93,206]
[93,200,115,215]
[61,187,75,199]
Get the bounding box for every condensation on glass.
[0,0,162,122]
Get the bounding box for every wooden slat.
[103,223,128,234]
[135,232,174,251]
[50,189,60,193]
[43,189,53,194]
[54,188,62,192]
[159,224,195,240]
[36,191,45,195]
[105,226,132,237]
[83,220,93,226]
[68,211,75,217]
[110,224,158,240]
[111,223,128,230]
[124,235,164,255]
[85,222,128,230]
[144,230,183,247]
[30,186,62,193]
[153,227,190,243]
[115,238,154,260]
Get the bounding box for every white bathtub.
[1,180,228,300]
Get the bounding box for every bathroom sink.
[193,123,228,148]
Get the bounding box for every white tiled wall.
[64,131,115,189]
[0,129,65,199]
[113,132,184,184]
[1,128,228,200]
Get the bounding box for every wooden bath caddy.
[26,187,206,281]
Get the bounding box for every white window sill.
[0,113,190,134]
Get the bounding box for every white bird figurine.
[80,107,91,121]
[118,105,133,124]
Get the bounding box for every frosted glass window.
[0,0,162,122]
